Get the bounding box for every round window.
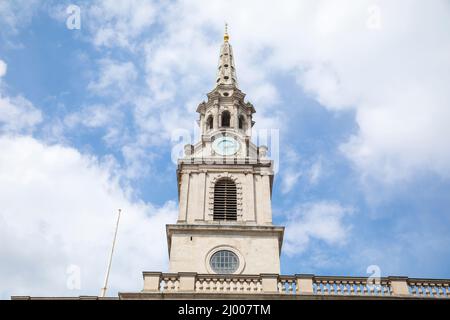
[209,250,239,274]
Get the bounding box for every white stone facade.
[167,225,283,274]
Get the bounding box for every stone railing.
[279,275,393,297]
[195,274,263,293]
[408,278,450,298]
[142,272,450,298]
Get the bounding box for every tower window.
[213,178,237,221]
[221,111,231,127]
[209,250,239,274]
[207,115,213,130]
[238,115,245,130]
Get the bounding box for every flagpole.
[100,208,121,298]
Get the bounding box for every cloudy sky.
[1,0,450,298]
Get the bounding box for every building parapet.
[138,272,450,299]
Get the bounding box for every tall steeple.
[167,28,283,276]
[215,24,238,88]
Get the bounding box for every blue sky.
[1,0,450,298]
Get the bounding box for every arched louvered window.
[207,115,213,130]
[221,111,230,127]
[238,115,245,130]
[213,178,237,221]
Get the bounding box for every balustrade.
[142,272,450,298]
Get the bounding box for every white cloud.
[284,201,353,255]
[280,148,302,194]
[280,149,323,193]
[135,0,450,184]
[291,0,450,182]
[121,143,155,179]
[0,0,41,34]
[5,1,450,185]
[64,104,120,129]
[308,159,323,185]
[0,59,42,134]
[281,170,302,194]
[0,59,6,77]
[87,0,159,49]
[0,95,42,134]
[0,135,177,298]
[88,59,138,96]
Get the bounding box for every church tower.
[167,26,284,275]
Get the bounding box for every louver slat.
[213,179,237,221]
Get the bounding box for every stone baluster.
[225,278,231,292]
[278,280,285,294]
[418,285,424,296]
[443,284,448,297]
[362,283,368,295]
[341,281,349,295]
[431,285,438,297]
[349,281,355,295]
[335,280,342,295]
[437,284,444,297]
[424,283,430,297]
[329,281,335,294]
[323,281,329,295]
[383,282,391,296]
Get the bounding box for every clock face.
[212,137,240,156]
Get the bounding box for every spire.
[224,23,229,42]
[215,24,238,88]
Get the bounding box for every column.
[255,173,272,224]
[243,172,255,222]
[178,172,190,222]
[198,171,206,221]
[200,113,205,134]
[247,115,252,136]
[214,104,220,129]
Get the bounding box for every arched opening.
[221,111,231,127]
[238,115,245,130]
[206,115,213,130]
[213,178,237,221]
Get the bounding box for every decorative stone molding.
[258,146,268,159]
[184,144,194,156]
[207,173,243,219]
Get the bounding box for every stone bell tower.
[166,26,284,275]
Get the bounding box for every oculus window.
[209,250,239,274]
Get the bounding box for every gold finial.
[224,23,229,42]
